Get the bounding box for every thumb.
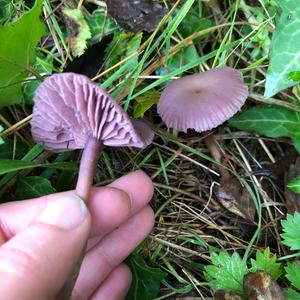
[0,195,91,300]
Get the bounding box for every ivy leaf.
[62,8,91,57]
[126,253,166,300]
[250,247,282,280]
[285,288,300,300]
[228,105,300,153]
[15,176,56,200]
[0,0,45,107]
[285,263,300,290]
[264,1,300,97]
[281,212,300,250]
[204,252,248,293]
[287,176,300,194]
[87,8,118,45]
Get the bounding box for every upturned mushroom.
[31,73,153,202]
[157,67,248,133]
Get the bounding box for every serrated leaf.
[264,1,300,97]
[204,252,248,293]
[126,253,166,300]
[15,176,56,200]
[288,175,300,194]
[285,263,300,290]
[285,288,300,300]
[0,159,78,175]
[0,0,45,107]
[228,105,300,153]
[250,248,282,280]
[281,212,300,250]
[62,8,91,57]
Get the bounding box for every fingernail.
[36,195,88,230]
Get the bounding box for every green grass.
[1,0,300,298]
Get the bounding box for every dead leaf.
[215,177,256,223]
[243,271,286,300]
[105,0,167,33]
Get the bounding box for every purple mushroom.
[157,67,248,133]
[31,73,153,203]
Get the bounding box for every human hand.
[0,170,154,300]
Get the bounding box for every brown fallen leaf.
[243,271,286,300]
[285,157,300,213]
[214,290,244,300]
[216,176,256,223]
[105,0,167,33]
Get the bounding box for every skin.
[0,170,154,300]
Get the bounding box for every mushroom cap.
[31,73,153,151]
[157,67,248,132]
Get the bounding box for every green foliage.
[165,46,199,74]
[87,8,118,45]
[265,0,300,97]
[285,288,300,299]
[228,105,300,153]
[133,89,160,118]
[126,253,167,300]
[0,0,45,107]
[0,159,77,175]
[62,8,91,57]
[204,252,248,293]
[105,31,142,74]
[0,125,4,145]
[285,263,300,290]
[287,176,300,194]
[0,138,28,159]
[15,176,55,200]
[240,0,277,60]
[250,248,282,280]
[281,212,300,250]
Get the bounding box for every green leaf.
[133,89,160,118]
[62,8,91,57]
[281,212,300,250]
[87,8,118,45]
[15,176,56,200]
[126,253,167,300]
[250,248,282,280]
[0,159,78,175]
[0,125,4,145]
[0,0,45,107]
[228,105,300,153]
[105,31,142,74]
[285,263,300,290]
[264,1,300,97]
[204,252,248,293]
[285,288,300,300]
[0,138,28,159]
[288,176,300,194]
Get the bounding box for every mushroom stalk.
[76,137,102,202]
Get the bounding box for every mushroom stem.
[76,137,102,203]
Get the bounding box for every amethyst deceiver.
[157,67,249,133]
[31,73,153,202]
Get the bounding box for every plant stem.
[76,137,102,203]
